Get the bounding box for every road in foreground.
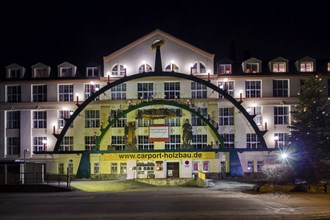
[0,180,329,220]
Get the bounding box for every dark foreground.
[0,180,329,220]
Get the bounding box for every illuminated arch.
[53,71,267,152]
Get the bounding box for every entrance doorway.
[167,162,179,178]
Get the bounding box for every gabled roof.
[104,29,215,61]
[6,63,24,69]
[31,62,50,68]
[57,61,76,67]
[270,56,289,62]
[242,57,262,63]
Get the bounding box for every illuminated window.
[84,83,100,100]
[272,63,286,72]
[218,81,234,98]
[193,161,199,172]
[274,133,289,148]
[245,63,259,73]
[164,82,180,99]
[219,64,232,74]
[138,63,153,73]
[191,62,206,74]
[58,110,73,128]
[137,83,154,99]
[202,161,209,172]
[6,85,21,102]
[120,163,127,174]
[111,63,126,76]
[245,81,261,98]
[33,137,47,152]
[58,84,74,101]
[138,135,154,150]
[247,106,262,126]
[192,134,207,149]
[300,62,313,72]
[273,80,289,97]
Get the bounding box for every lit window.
[111,83,126,100]
[120,163,127,174]
[300,62,313,72]
[202,161,209,172]
[111,64,126,76]
[58,110,73,128]
[218,81,234,98]
[191,82,207,98]
[192,161,199,172]
[33,137,47,152]
[245,63,259,73]
[218,64,232,74]
[84,83,100,100]
[191,62,206,74]
[247,161,254,172]
[272,62,286,72]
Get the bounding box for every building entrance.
[167,162,179,178]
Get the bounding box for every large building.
[1,29,329,180]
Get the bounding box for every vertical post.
[76,96,79,105]
[264,122,268,130]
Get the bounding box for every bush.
[261,164,295,184]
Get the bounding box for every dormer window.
[9,69,21,79]
[86,67,99,77]
[6,63,25,79]
[246,63,259,73]
[219,64,232,74]
[191,62,206,74]
[60,67,74,77]
[272,62,286,72]
[138,63,152,73]
[328,62,330,72]
[34,68,48,78]
[300,62,313,72]
[165,63,179,72]
[111,64,126,76]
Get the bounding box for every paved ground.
[0,180,329,220]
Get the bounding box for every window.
[202,161,209,172]
[165,135,181,150]
[218,64,232,74]
[111,64,126,76]
[192,161,199,172]
[274,106,289,125]
[59,136,73,151]
[300,62,313,72]
[85,110,100,128]
[58,110,73,128]
[33,137,47,152]
[246,133,260,149]
[247,106,262,126]
[120,163,127,174]
[111,83,126,100]
[274,133,289,148]
[272,62,286,72]
[34,68,48,78]
[84,84,100,101]
[138,63,152,73]
[59,85,74,101]
[192,134,207,149]
[191,62,206,74]
[6,111,20,129]
[191,107,207,126]
[247,161,254,172]
[137,116,154,127]
[33,111,47,128]
[219,108,234,126]
[218,81,234,98]
[68,161,74,174]
[245,81,261,98]
[138,135,154,150]
[58,163,64,175]
[328,63,330,72]
[32,85,47,102]
[86,67,99,77]
[273,80,289,97]
[111,136,125,150]
[165,63,179,72]
[165,116,181,127]
[257,161,264,172]
[8,68,21,79]
[137,83,154,99]
[164,82,180,99]
[191,82,207,98]
[110,110,127,127]
[7,137,20,155]
[85,136,97,151]
[6,85,21,102]
[245,63,259,73]
[111,163,118,174]
[60,67,74,77]
[94,163,100,174]
[223,133,235,148]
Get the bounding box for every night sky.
[1,0,329,73]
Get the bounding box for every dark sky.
[1,0,329,72]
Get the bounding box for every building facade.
[1,29,329,180]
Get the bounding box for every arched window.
[191,62,206,74]
[165,63,179,72]
[111,64,126,76]
[138,64,153,73]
